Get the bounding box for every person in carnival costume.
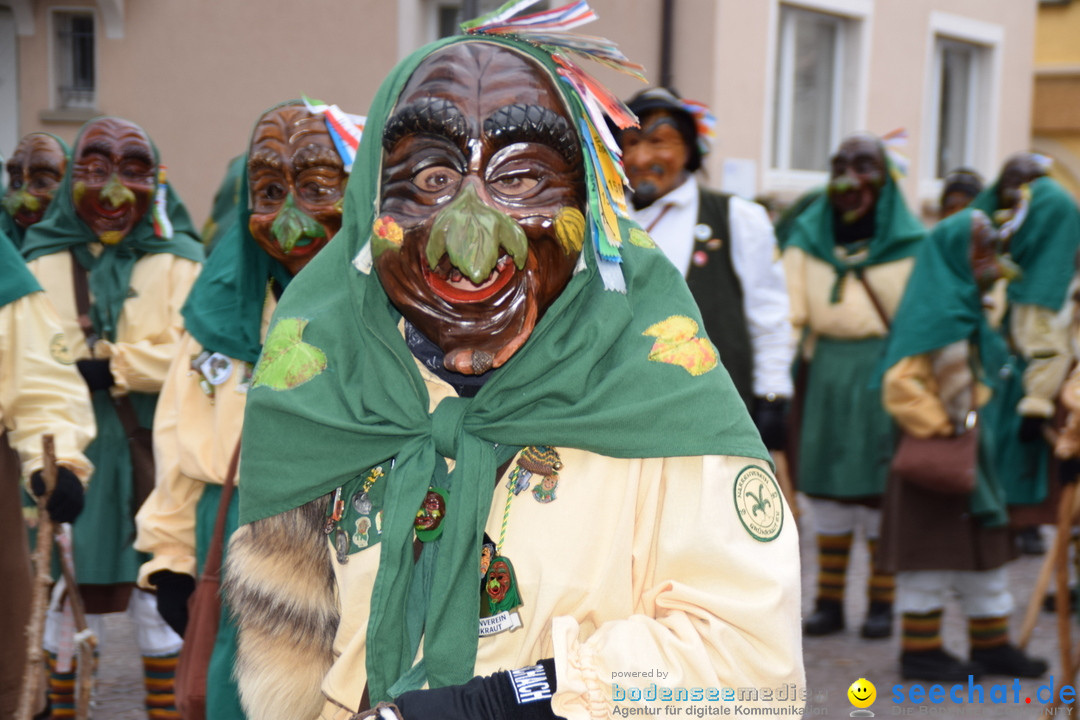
[134,98,357,719]
[0,233,94,717]
[879,207,1049,681]
[938,168,983,221]
[21,116,204,720]
[616,87,793,448]
[969,154,1080,556]
[224,4,804,720]
[1,132,70,249]
[784,132,926,640]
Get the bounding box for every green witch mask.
[375,42,586,376]
[3,133,66,229]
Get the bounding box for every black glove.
[29,466,85,524]
[395,658,557,720]
[150,570,196,637]
[752,395,788,451]
[1060,457,1080,487]
[76,358,114,392]
[1018,415,1046,444]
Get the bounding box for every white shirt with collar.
[630,176,794,398]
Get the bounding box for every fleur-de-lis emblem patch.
[734,465,783,542]
[642,315,718,376]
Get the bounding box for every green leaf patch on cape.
[252,317,327,390]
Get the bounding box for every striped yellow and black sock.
[816,532,853,603]
[901,610,944,653]
[867,538,895,605]
[46,650,77,719]
[968,615,1009,650]
[143,652,181,720]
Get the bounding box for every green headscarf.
[21,118,203,342]
[785,150,925,299]
[0,133,70,250]
[201,154,246,254]
[971,175,1080,311]
[880,208,1008,525]
[238,36,769,703]
[0,227,42,308]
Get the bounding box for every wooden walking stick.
[54,525,96,720]
[15,435,57,720]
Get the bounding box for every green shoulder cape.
[880,208,1008,525]
[238,35,770,703]
[21,119,204,342]
[971,175,1080,311]
[785,161,925,296]
[0,228,42,308]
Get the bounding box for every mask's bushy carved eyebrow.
[482,104,579,164]
[383,98,469,151]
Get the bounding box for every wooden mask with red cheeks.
[3,133,66,229]
[71,118,156,244]
[376,42,586,376]
[827,134,886,225]
[620,111,691,210]
[247,104,347,276]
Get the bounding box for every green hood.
[201,153,246,254]
[881,208,1008,525]
[971,175,1080,311]
[21,118,204,342]
[785,152,925,297]
[238,36,769,703]
[0,133,70,251]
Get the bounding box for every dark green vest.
[686,189,754,408]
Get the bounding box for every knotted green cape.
[0,133,70,250]
[971,175,1080,311]
[21,119,204,341]
[785,157,925,297]
[238,36,769,703]
[881,208,1008,525]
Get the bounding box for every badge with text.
[479,554,524,637]
[733,464,784,542]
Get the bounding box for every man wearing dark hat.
[618,87,793,451]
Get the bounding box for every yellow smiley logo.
[848,677,876,709]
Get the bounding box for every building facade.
[1033,0,1080,197]
[0,0,1036,225]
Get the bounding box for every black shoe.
[1043,586,1078,613]
[804,598,844,636]
[901,648,983,682]
[970,644,1049,678]
[861,601,894,639]
[1017,526,1046,555]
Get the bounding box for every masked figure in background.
[225,23,803,720]
[784,133,926,640]
[969,154,1080,556]
[617,88,793,449]
[0,234,95,717]
[21,116,204,720]
[1,132,69,249]
[879,208,1048,681]
[938,168,983,221]
[134,99,352,719]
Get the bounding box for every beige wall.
[11,0,1036,225]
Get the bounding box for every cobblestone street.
[81,497,1076,719]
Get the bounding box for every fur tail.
[224,495,337,720]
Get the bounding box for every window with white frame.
[930,37,985,178]
[426,0,550,41]
[54,11,96,110]
[772,5,860,173]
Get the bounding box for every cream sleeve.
[134,333,205,585]
[782,247,809,359]
[97,255,202,395]
[0,291,95,484]
[551,455,804,720]
[882,354,953,439]
[1010,303,1072,419]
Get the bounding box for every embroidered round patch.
[49,333,76,365]
[733,464,783,542]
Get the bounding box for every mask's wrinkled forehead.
[382,43,580,163]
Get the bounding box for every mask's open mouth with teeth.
[423,252,516,303]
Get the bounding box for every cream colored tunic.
[782,245,914,356]
[25,249,202,391]
[0,291,94,482]
[134,293,276,584]
[319,362,806,720]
